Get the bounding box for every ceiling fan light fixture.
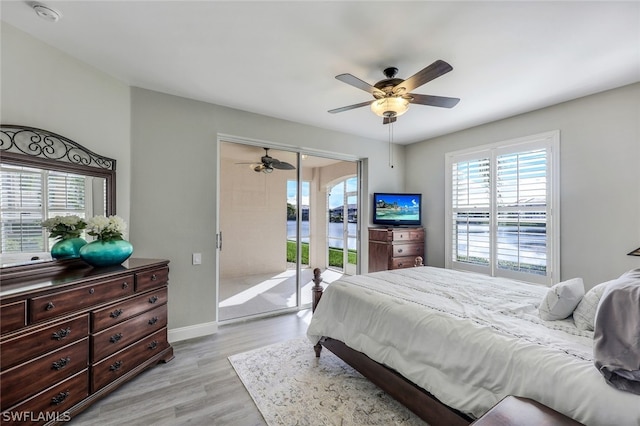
[370,97,409,118]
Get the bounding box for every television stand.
[368,226,425,272]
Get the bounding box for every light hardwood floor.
[71,310,313,425]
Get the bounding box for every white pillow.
[573,280,612,330]
[539,277,585,321]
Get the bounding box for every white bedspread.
[307,267,640,426]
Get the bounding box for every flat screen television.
[373,192,422,227]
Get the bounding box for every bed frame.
[310,268,473,426]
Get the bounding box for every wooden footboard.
[310,268,472,426]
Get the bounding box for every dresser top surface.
[0,258,169,299]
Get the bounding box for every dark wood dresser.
[0,258,173,425]
[368,227,425,273]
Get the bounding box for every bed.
[307,266,640,426]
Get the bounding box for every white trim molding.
[168,321,218,343]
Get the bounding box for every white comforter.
[307,267,640,426]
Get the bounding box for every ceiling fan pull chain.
[388,122,394,169]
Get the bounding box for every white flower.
[86,215,127,241]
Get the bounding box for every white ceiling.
[2,1,639,145]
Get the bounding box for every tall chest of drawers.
[0,258,173,425]
[368,227,425,273]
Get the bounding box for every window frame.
[445,130,560,285]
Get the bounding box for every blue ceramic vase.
[79,239,133,267]
[51,237,87,260]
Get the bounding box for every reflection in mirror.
[0,125,116,270]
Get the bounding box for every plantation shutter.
[451,157,491,270]
[0,166,45,252]
[446,131,559,285]
[1,167,87,253]
[48,171,86,216]
[496,148,548,276]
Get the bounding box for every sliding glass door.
[218,140,359,322]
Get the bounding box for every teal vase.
[51,237,87,260]
[79,239,133,267]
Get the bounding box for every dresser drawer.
[1,314,88,371]
[30,274,134,323]
[91,287,168,332]
[0,338,88,410]
[390,257,417,270]
[136,267,169,292]
[392,243,424,258]
[91,328,168,392]
[2,370,88,425]
[391,229,424,242]
[0,301,26,334]
[91,304,167,362]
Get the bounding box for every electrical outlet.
[192,253,202,265]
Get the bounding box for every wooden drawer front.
[136,267,169,292]
[91,304,167,362]
[0,301,27,335]
[392,229,424,242]
[392,243,424,258]
[30,274,134,323]
[2,370,88,425]
[91,328,168,392]
[369,228,392,242]
[1,314,88,371]
[390,257,417,270]
[91,287,168,332]
[0,338,88,410]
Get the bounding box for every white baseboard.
[168,321,218,343]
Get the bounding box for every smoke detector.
[32,3,62,22]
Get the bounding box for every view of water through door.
[219,140,358,322]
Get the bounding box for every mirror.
[0,125,116,274]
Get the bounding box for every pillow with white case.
[573,280,613,331]
[539,277,585,321]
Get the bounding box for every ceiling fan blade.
[271,159,296,170]
[393,60,453,94]
[409,94,460,108]
[382,116,397,125]
[335,74,385,96]
[328,100,374,114]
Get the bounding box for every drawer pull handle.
[151,274,158,281]
[149,295,159,304]
[148,340,158,350]
[398,248,403,253]
[122,282,129,289]
[110,308,123,318]
[52,327,71,340]
[148,316,158,325]
[52,356,71,370]
[109,360,123,371]
[51,391,69,405]
[89,288,95,294]
[46,301,55,311]
[397,263,403,267]
[110,332,123,343]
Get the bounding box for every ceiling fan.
[328,60,460,124]
[237,148,296,174]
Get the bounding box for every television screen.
[373,193,422,226]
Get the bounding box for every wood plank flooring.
[71,310,313,425]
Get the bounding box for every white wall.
[0,24,132,223]
[406,83,640,289]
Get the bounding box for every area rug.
[228,337,426,426]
